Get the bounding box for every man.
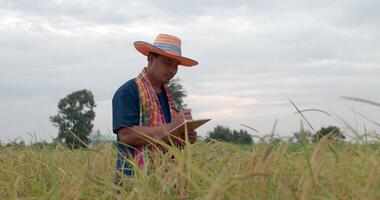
[112,33,198,178]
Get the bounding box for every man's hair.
[148,52,159,58]
[147,52,159,65]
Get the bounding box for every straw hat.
[134,33,198,67]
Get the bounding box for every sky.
[1,0,379,143]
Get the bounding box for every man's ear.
[147,54,154,63]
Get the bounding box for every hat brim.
[134,41,198,67]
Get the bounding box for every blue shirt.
[112,78,172,176]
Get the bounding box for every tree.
[289,130,313,143]
[31,140,50,149]
[50,89,96,148]
[207,125,233,142]
[4,139,25,149]
[312,126,345,143]
[206,125,253,145]
[168,77,187,110]
[232,129,253,145]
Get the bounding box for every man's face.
[151,54,179,84]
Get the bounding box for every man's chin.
[164,77,172,84]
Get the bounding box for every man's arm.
[118,124,171,146]
[118,112,186,146]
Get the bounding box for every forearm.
[118,124,173,146]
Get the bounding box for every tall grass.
[1,96,379,199]
[1,137,380,199]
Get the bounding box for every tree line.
[1,78,345,149]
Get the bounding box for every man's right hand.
[161,110,192,142]
[169,109,193,131]
[118,110,193,146]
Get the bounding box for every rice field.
[1,135,380,199]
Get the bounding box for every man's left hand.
[186,130,197,144]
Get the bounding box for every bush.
[206,125,253,145]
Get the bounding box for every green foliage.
[168,77,187,110]
[206,125,253,145]
[289,130,313,143]
[50,89,96,148]
[2,141,380,199]
[1,139,25,149]
[31,141,57,150]
[312,126,345,142]
[207,125,232,141]
[266,137,282,145]
[232,129,254,145]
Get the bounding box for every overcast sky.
[1,0,379,143]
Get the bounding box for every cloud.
[0,0,379,141]
[188,94,257,106]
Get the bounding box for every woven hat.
[134,33,198,67]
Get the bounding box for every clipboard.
[169,119,211,136]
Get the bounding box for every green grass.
[1,138,380,199]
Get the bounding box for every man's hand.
[170,109,192,132]
[179,109,196,143]
[169,111,186,132]
[186,130,197,144]
[182,109,192,121]
[118,109,197,146]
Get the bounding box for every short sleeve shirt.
[112,78,172,133]
[112,78,172,176]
